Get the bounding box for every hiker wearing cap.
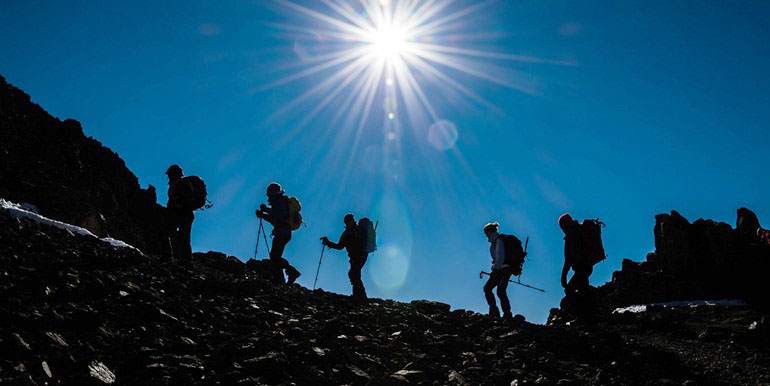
[482,222,524,319]
[166,164,194,262]
[559,213,604,297]
[321,213,375,303]
[256,183,302,284]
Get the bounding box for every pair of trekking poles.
[253,218,271,258]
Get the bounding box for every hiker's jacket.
[263,193,290,236]
[488,232,508,271]
[563,221,587,271]
[167,178,192,211]
[326,225,364,258]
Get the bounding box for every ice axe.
[479,271,545,292]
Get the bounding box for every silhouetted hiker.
[321,214,376,303]
[255,182,302,284]
[166,165,194,262]
[482,222,524,319]
[559,214,605,298]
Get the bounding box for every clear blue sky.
[2,1,769,323]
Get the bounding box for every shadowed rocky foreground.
[2,209,770,385]
[1,75,770,385]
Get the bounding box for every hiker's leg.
[358,255,368,298]
[579,266,593,291]
[348,255,366,299]
[565,272,580,296]
[570,266,592,294]
[484,271,503,312]
[179,211,194,261]
[168,213,182,260]
[497,270,512,317]
[270,234,290,283]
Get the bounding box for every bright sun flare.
[367,23,409,61]
[267,0,562,162]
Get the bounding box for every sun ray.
[276,0,368,37]
[260,46,368,90]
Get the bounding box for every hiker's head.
[266,182,284,197]
[558,213,574,232]
[344,213,356,227]
[483,222,499,239]
[165,164,183,180]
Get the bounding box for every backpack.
[358,217,377,253]
[500,234,525,276]
[182,176,207,211]
[578,219,606,266]
[287,196,303,231]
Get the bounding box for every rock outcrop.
[593,210,770,311]
[0,75,168,255]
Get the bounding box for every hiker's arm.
[561,261,569,288]
[322,234,344,250]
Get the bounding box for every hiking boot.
[287,268,301,285]
[488,305,500,318]
[502,311,513,320]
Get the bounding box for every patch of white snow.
[0,198,140,252]
[613,299,746,314]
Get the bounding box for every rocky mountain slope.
[1,75,769,385]
[2,209,769,385]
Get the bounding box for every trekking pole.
[479,271,545,292]
[254,218,263,259]
[313,244,325,290]
[260,219,271,255]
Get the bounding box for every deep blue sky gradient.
[2,0,769,323]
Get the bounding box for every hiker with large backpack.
[165,164,207,263]
[559,213,605,297]
[482,222,525,319]
[321,214,376,303]
[255,182,302,284]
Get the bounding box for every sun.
[367,22,409,62]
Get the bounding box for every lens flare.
[369,244,410,295]
[427,119,458,150]
[367,191,413,295]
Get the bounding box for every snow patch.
[613,299,746,314]
[613,305,647,314]
[0,198,140,252]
